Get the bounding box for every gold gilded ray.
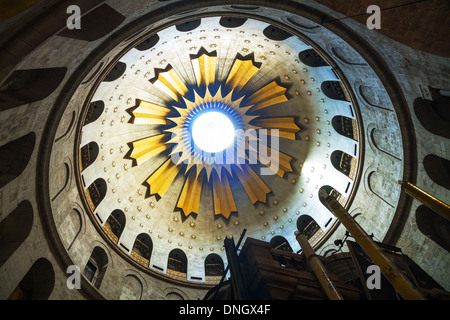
[176,168,204,217]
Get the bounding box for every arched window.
[84,100,104,126]
[83,246,109,289]
[321,81,349,101]
[270,236,293,252]
[331,150,356,179]
[167,249,187,280]
[0,132,35,188]
[318,185,346,209]
[423,154,450,190]
[0,200,33,267]
[80,141,99,171]
[8,258,55,300]
[298,49,329,67]
[205,253,224,283]
[297,215,322,241]
[332,116,358,141]
[85,178,107,211]
[104,209,126,243]
[416,205,450,253]
[131,233,152,266]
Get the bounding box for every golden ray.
[252,117,300,140]
[246,81,288,113]
[191,51,217,87]
[130,133,169,165]
[212,169,237,219]
[233,164,271,204]
[146,158,181,198]
[176,168,204,217]
[131,100,172,125]
[151,66,188,102]
[225,57,259,94]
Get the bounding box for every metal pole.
[295,231,344,300]
[323,192,426,300]
[211,229,247,300]
[401,181,450,221]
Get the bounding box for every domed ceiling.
[55,15,362,283]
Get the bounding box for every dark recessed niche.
[219,17,248,28]
[135,34,160,51]
[176,19,201,32]
[263,24,293,41]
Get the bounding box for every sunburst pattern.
[128,48,300,219]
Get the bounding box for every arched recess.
[167,249,188,281]
[57,4,125,42]
[0,67,66,111]
[85,178,107,211]
[270,235,293,252]
[321,81,349,101]
[423,154,450,190]
[413,97,450,139]
[296,214,324,247]
[131,233,152,267]
[119,275,143,300]
[0,200,33,267]
[0,132,36,188]
[331,47,366,66]
[330,150,357,180]
[7,258,55,300]
[416,205,450,253]
[205,253,224,283]
[104,209,126,244]
[84,100,105,126]
[358,85,392,111]
[163,286,189,300]
[59,208,82,251]
[80,141,99,172]
[369,127,402,161]
[51,162,71,202]
[367,171,396,208]
[332,115,358,141]
[82,246,109,289]
[298,49,329,67]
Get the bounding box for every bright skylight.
[192,111,235,153]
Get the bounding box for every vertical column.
[400,181,450,221]
[295,231,343,300]
[322,191,425,300]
